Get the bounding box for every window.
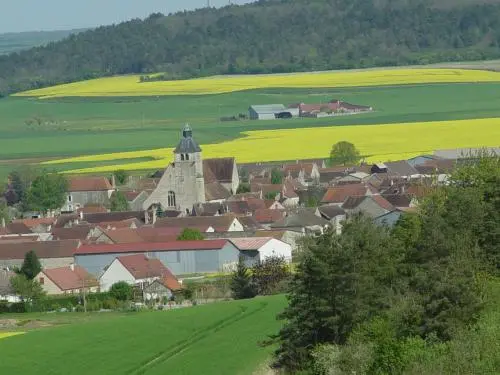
[68,195,72,202]
[168,191,176,207]
[39,277,44,285]
[181,154,185,161]
[185,153,190,160]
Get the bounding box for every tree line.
[2,0,500,95]
[267,152,500,374]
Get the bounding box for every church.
[142,124,240,214]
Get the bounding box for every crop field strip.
[0,296,286,375]
[44,117,500,174]
[13,68,500,98]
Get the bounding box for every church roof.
[203,158,235,184]
[174,124,202,154]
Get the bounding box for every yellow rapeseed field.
[15,68,500,98]
[46,118,500,174]
[0,332,24,340]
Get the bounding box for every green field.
[0,295,285,375]
[0,82,500,178]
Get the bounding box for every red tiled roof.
[371,195,395,211]
[160,275,183,291]
[283,163,314,177]
[203,158,235,184]
[0,240,80,260]
[97,218,143,230]
[321,184,368,204]
[246,198,267,211]
[77,205,108,214]
[75,239,228,255]
[254,209,286,224]
[229,237,272,250]
[117,254,174,280]
[205,182,231,201]
[52,225,92,240]
[69,177,113,192]
[42,266,98,291]
[154,216,238,232]
[103,228,145,244]
[15,218,55,229]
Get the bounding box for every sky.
[0,0,253,33]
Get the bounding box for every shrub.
[109,281,133,301]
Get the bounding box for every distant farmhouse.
[249,99,372,120]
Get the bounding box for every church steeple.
[174,123,202,155]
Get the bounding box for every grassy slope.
[0,83,500,162]
[0,295,286,375]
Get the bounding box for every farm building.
[229,237,292,265]
[74,239,241,276]
[248,104,299,120]
[35,265,99,296]
[62,176,115,213]
[291,100,373,118]
[99,254,181,293]
[0,240,79,269]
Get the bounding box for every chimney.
[401,185,405,194]
[70,263,75,271]
[79,211,84,220]
[111,175,116,189]
[152,207,157,225]
[1,218,5,228]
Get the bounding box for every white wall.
[99,259,135,292]
[228,218,244,232]
[258,239,292,262]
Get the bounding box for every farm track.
[129,301,269,375]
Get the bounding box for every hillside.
[0,29,84,56]
[1,0,500,96]
[0,296,286,375]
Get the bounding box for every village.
[0,123,492,307]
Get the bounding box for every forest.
[268,153,500,374]
[2,0,500,95]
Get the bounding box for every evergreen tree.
[271,168,284,184]
[252,255,290,295]
[20,250,42,280]
[110,191,130,212]
[230,256,256,300]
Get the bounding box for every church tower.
[173,124,206,210]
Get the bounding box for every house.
[82,211,148,225]
[373,210,403,228]
[74,240,240,276]
[248,104,299,120]
[99,254,180,292]
[254,209,286,226]
[0,269,19,302]
[317,205,346,234]
[121,190,149,211]
[0,240,80,269]
[154,215,244,232]
[337,172,370,184]
[144,277,183,302]
[62,176,114,212]
[35,265,99,295]
[51,225,92,241]
[341,195,394,219]
[320,183,372,205]
[270,210,330,234]
[283,163,320,185]
[230,237,292,265]
[142,125,239,213]
[292,100,372,117]
[371,161,420,179]
[12,218,56,233]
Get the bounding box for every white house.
[230,237,292,264]
[99,254,179,292]
[35,265,99,296]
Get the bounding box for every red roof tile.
[117,254,175,280]
[75,240,228,255]
[371,195,395,211]
[69,177,113,192]
[16,218,56,229]
[229,237,272,250]
[42,265,98,291]
[77,205,108,214]
[254,209,286,224]
[0,240,80,260]
[321,184,368,204]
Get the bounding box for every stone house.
[143,125,239,214]
[121,190,149,211]
[35,264,99,295]
[0,240,79,269]
[317,205,346,234]
[341,195,394,218]
[283,163,320,185]
[62,177,114,212]
[320,183,374,205]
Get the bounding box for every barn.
[248,104,299,120]
[74,240,240,276]
[229,237,292,266]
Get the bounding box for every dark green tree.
[230,256,256,300]
[271,168,284,184]
[113,169,128,185]
[236,183,251,194]
[25,171,68,213]
[19,250,42,280]
[264,191,280,200]
[177,228,205,240]
[252,255,290,295]
[10,274,45,304]
[110,191,130,212]
[329,141,361,166]
[109,281,133,301]
[270,216,402,372]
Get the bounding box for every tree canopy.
[19,250,42,280]
[2,0,500,95]
[25,172,68,213]
[329,141,361,166]
[110,191,130,212]
[177,228,205,241]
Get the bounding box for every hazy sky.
[0,0,253,33]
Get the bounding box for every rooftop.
[229,237,273,250]
[68,177,113,192]
[42,265,98,291]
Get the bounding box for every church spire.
[174,124,201,154]
[182,123,193,138]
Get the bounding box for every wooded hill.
[2,0,500,96]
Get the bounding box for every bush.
[109,281,133,301]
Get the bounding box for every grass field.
[0,296,286,375]
[45,117,500,173]
[14,68,500,98]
